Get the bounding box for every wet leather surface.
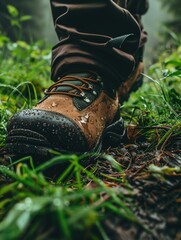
[35,91,118,149]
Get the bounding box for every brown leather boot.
[6,72,125,156]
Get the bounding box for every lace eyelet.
[84,97,91,103]
[80,92,85,97]
[93,91,97,95]
[97,76,102,82]
[88,84,93,89]
[44,89,49,94]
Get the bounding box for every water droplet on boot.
[52,102,57,107]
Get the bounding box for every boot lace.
[44,75,99,98]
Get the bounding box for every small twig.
[100,173,123,183]
[160,132,173,151]
[129,164,148,179]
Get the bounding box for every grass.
[0,20,181,239]
[0,154,143,240]
[121,44,181,149]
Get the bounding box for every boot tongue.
[55,72,96,93]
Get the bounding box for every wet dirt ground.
[99,136,181,240]
[0,135,181,240]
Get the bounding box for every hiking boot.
[6,72,125,156]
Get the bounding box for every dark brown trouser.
[50,0,148,87]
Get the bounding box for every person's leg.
[6,0,148,155]
[127,0,149,15]
[50,0,141,85]
[50,0,148,101]
[117,0,149,101]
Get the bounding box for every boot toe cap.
[7,109,88,153]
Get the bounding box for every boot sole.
[6,118,125,158]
